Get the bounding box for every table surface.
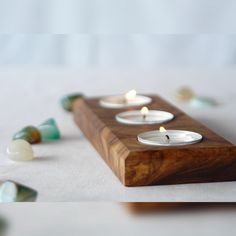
[1,203,236,236]
[0,67,236,202]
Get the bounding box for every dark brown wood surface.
[73,95,236,186]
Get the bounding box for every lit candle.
[159,126,170,141]
[140,107,149,120]
[124,89,137,103]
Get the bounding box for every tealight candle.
[116,107,174,125]
[99,90,152,109]
[138,126,203,146]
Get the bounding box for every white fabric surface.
[0,67,236,202]
[1,203,236,236]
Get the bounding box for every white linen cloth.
[1,203,236,236]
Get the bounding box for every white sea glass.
[7,139,34,161]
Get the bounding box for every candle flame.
[159,126,167,133]
[140,107,149,115]
[125,89,137,101]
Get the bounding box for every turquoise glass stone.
[61,93,84,112]
[190,97,217,108]
[40,118,57,126]
[38,118,61,141]
[0,181,37,202]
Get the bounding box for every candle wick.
[143,114,146,120]
[166,135,170,141]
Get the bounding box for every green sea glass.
[0,216,8,235]
[0,181,37,202]
[13,126,41,144]
[61,93,84,111]
[190,97,217,108]
[38,118,61,141]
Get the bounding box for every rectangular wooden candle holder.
[73,95,236,187]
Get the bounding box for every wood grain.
[73,95,236,186]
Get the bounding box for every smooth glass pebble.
[13,126,41,144]
[0,181,37,202]
[190,97,217,108]
[38,118,61,141]
[0,216,7,234]
[7,139,34,161]
[0,181,17,202]
[61,93,84,111]
[175,87,195,101]
[40,118,56,126]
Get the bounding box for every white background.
[0,0,236,66]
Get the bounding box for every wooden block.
[73,95,236,186]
